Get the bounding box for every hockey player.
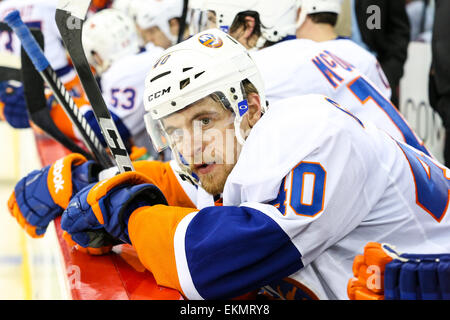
[295,0,392,99]
[202,0,391,99]
[198,0,428,156]
[81,8,166,157]
[9,29,449,300]
[0,0,83,129]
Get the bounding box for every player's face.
[206,10,218,29]
[162,95,241,195]
[140,26,172,49]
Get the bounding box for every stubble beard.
[197,163,235,196]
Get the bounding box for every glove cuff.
[87,171,157,225]
[47,153,88,208]
[117,184,168,243]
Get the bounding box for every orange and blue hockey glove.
[348,242,450,300]
[0,80,30,128]
[61,171,167,250]
[7,153,102,238]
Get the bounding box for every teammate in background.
[130,0,185,50]
[199,0,429,156]
[203,0,390,99]
[295,0,392,100]
[0,0,83,129]
[81,8,166,159]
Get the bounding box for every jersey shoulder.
[235,94,363,175]
[253,38,318,62]
[320,39,377,64]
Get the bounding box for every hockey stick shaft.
[21,27,93,158]
[4,10,113,168]
[55,0,134,173]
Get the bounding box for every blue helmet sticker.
[238,100,249,117]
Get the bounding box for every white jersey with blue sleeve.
[0,0,76,82]
[100,47,164,150]
[251,39,430,157]
[169,95,450,300]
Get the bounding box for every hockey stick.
[4,11,114,168]
[0,23,21,82]
[177,0,189,44]
[55,0,134,173]
[21,27,93,158]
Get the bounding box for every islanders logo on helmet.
[198,33,223,48]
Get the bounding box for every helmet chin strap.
[253,36,267,50]
[296,10,308,32]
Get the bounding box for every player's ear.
[242,16,256,40]
[246,93,262,128]
[92,51,103,68]
[296,7,302,21]
[169,18,180,38]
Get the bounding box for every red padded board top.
[34,132,183,300]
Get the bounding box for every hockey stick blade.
[21,28,93,158]
[4,10,113,168]
[55,0,134,173]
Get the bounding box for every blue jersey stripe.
[184,206,303,299]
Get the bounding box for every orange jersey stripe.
[128,205,199,295]
[133,161,196,208]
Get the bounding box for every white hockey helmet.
[111,0,136,18]
[296,0,342,29]
[143,29,266,185]
[201,0,298,48]
[82,8,140,75]
[133,0,183,45]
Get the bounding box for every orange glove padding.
[347,242,393,300]
[62,231,113,256]
[0,101,5,121]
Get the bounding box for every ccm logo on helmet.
[198,33,223,48]
[148,87,171,102]
[53,159,65,194]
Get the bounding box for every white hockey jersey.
[100,47,164,150]
[251,39,429,156]
[158,94,450,300]
[321,37,392,99]
[0,0,75,82]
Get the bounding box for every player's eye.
[200,118,211,126]
[194,117,212,129]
